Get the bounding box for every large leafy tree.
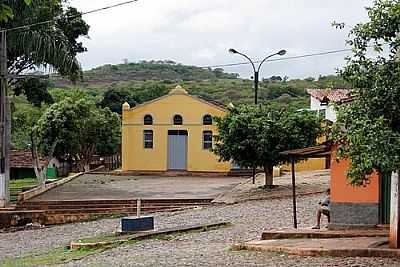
[32,91,120,184]
[332,0,400,185]
[99,88,137,114]
[4,0,89,80]
[0,0,32,23]
[14,78,53,107]
[214,105,322,187]
[99,84,169,114]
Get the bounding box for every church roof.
[124,85,227,112]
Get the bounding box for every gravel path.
[1,194,399,266]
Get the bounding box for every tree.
[31,98,85,185]
[0,0,32,23]
[32,93,120,183]
[14,78,53,107]
[11,100,44,150]
[332,0,400,186]
[5,0,89,80]
[214,105,322,187]
[99,88,137,114]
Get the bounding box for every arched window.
[173,115,183,125]
[144,115,153,125]
[203,114,212,125]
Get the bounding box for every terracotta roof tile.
[10,150,46,169]
[306,88,352,103]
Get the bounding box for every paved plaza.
[32,174,246,201]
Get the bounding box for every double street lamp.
[228,48,286,104]
[228,48,287,184]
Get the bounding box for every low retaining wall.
[17,165,105,203]
[17,172,84,203]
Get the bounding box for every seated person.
[312,188,330,229]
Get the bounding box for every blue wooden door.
[168,130,188,170]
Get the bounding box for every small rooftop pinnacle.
[122,102,130,110]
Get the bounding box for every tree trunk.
[31,133,56,187]
[264,164,274,188]
[84,164,90,172]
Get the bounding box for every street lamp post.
[228,48,286,183]
[228,48,286,104]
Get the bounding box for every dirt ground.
[213,169,330,203]
[32,174,246,201]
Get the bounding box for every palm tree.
[3,0,89,80]
[0,0,89,203]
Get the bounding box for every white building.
[307,89,352,122]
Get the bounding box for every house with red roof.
[307,88,352,122]
[306,88,389,228]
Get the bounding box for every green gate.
[380,172,391,224]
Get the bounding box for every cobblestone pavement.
[214,170,330,203]
[2,194,399,266]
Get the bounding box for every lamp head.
[229,48,238,54]
[277,49,286,56]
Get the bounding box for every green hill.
[50,61,351,110]
[53,60,239,87]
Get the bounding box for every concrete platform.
[234,228,399,258]
[261,228,389,240]
[233,237,400,258]
[32,174,245,201]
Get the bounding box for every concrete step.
[22,198,213,205]
[45,206,190,215]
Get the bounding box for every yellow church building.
[121,85,231,173]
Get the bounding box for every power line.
[202,48,354,69]
[1,0,139,33]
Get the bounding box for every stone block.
[121,216,154,232]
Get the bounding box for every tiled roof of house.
[10,150,46,168]
[306,88,352,103]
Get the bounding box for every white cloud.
[70,0,373,79]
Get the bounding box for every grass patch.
[10,178,37,189]
[0,247,105,267]
[10,178,38,203]
[77,233,123,244]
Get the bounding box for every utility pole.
[0,30,9,207]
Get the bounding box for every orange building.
[329,147,391,228]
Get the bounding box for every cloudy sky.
[70,0,374,79]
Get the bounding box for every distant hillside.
[52,60,239,87]
[50,60,351,110]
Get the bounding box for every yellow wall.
[280,135,328,172]
[122,89,230,172]
[280,158,327,172]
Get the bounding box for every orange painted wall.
[330,149,380,203]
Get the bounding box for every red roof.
[10,150,46,169]
[306,88,352,103]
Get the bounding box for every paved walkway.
[235,228,399,258]
[32,174,245,201]
[236,237,400,258]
